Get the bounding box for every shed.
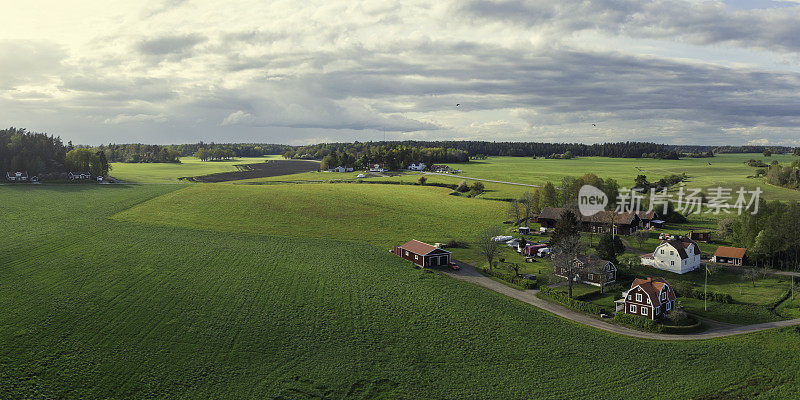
[393,240,451,268]
[711,246,746,266]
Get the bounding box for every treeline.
[96,144,181,163]
[763,160,800,189]
[0,127,68,174]
[721,200,800,270]
[671,145,798,155]
[284,143,470,170]
[94,143,293,163]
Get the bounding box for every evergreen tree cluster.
[0,127,68,174]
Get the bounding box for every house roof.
[713,246,746,259]
[630,277,676,307]
[574,254,614,270]
[636,210,656,220]
[537,207,639,225]
[398,240,449,256]
[662,237,700,259]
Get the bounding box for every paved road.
[445,261,800,340]
[422,172,541,188]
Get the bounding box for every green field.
[6,155,800,398]
[109,156,283,183]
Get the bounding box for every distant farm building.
[711,246,746,266]
[688,230,711,242]
[69,172,91,180]
[641,236,701,274]
[636,211,663,229]
[6,171,29,182]
[536,207,641,235]
[615,277,676,320]
[367,163,387,173]
[408,162,426,171]
[328,166,354,173]
[431,164,450,173]
[554,255,617,286]
[393,240,451,268]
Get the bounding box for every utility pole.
[704,264,708,312]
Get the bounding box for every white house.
[328,166,354,173]
[408,162,426,171]
[367,163,387,172]
[641,237,701,274]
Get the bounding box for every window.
[670,261,675,266]
[414,255,418,260]
[666,302,671,311]
[627,295,631,300]
[588,274,594,280]
[661,292,667,301]
[630,304,636,313]
[405,251,409,256]
[660,249,664,254]
[670,251,674,255]
[642,307,648,316]
[636,293,642,302]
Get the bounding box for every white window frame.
[660,249,664,254]
[670,250,674,255]
[666,301,672,311]
[414,255,418,260]
[636,293,642,302]
[630,304,637,313]
[670,261,675,266]
[642,307,648,316]
[405,251,409,256]
[588,273,594,281]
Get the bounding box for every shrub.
[673,282,733,303]
[417,176,427,185]
[666,309,688,325]
[538,286,603,315]
[456,180,470,193]
[444,239,468,249]
[612,312,663,333]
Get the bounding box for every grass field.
[4,184,800,398]
[109,156,284,183]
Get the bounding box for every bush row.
[674,283,733,303]
[478,267,538,289]
[661,319,703,334]
[612,312,664,333]
[537,286,603,315]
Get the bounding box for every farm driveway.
[445,261,800,341]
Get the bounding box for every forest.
[0,127,68,174]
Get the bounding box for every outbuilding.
[711,246,746,266]
[393,240,451,268]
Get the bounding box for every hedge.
[537,286,603,315]
[477,267,538,289]
[612,312,663,333]
[674,283,733,304]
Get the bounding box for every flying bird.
[456,104,460,107]
[592,123,596,126]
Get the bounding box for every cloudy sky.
[1,0,799,145]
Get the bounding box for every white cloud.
[0,0,799,145]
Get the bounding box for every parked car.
[492,235,513,242]
[536,248,551,257]
[448,262,460,271]
[539,227,549,233]
[356,173,366,178]
[520,273,537,281]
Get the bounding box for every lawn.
[678,298,783,325]
[5,184,800,398]
[109,156,281,183]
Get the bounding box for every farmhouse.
[6,171,29,182]
[537,207,640,235]
[328,166,354,173]
[393,240,451,268]
[69,172,91,180]
[554,255,617,286]
[431,164,450,173]
[367,163,387,173]
[641,236,701,274]
[408,162,426,171]
[636,210,663,229]
[615,277,676,320]
[711,246,746,266]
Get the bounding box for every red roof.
[630,277,676,307]
[713,246,746,259]
[398,240,447,256]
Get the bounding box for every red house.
[616,277,676,320]
[393,240,451,268]
[712,246,746,266]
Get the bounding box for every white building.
[328,166,354,173]
[641,237,701,274]
[408,162,426,171]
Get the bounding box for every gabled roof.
[574,254,615,270]
[630,277,676,307]
[661,237,700,259]
[713,246,746,259]
[398,240,449,256]
[537,207,639,225]
[636,210,656,220]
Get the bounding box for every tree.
[456,180,470,193]
[540,181,558,208]
[65,148,94,172]
[520,191,539,224]
[550,209,580,248]
[477,226,504,270]
[470,181,485,196]
[634,175,650,190]
[743,267,766,288]
[507,200,523,226]
[552,230,585,298]
[618,253,641,270]
[92,150,110,176]
[417,175,427,185]
[632,230,649,249]
[505,262,522,278]
[763,150,772,157]
[596,232,625,263]
[717,218,736,239]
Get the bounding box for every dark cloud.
[137,33,207,57]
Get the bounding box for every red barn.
[393,240,451,268]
